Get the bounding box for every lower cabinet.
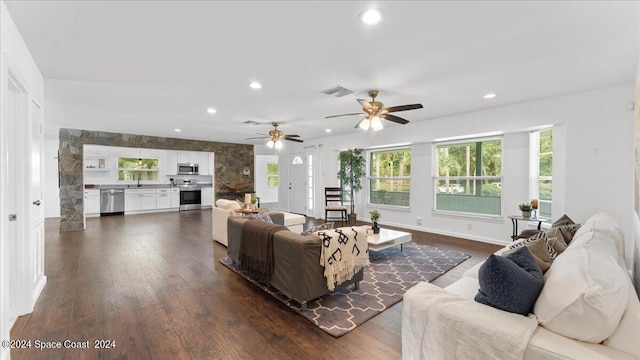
[156,188,171,209]
[202,187,213,207]
[125,189,157,212]
[85,189,100,215]
[170,188,180,208]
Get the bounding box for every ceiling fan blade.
[285,138,304,143]
[245,136,269,140]
[357,99,373,111]
[380,113,410,124]
[384,104,424,113]
[325,112,365,119]
[284,134,300,138]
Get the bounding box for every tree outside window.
[536,128,552,218]
[434,138,502,215]
[118,157,159,182]
[369,148,411,207]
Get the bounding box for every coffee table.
[367,228,412,259]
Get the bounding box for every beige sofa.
[226,216,364,310]
[403,212,640,360]
[212,199,306,246]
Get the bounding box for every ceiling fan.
[326,90,423,131]
[245,122,303,149]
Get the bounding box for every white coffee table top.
[367,228,412,245]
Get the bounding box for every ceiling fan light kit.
[245,122,303,149]
[326,89,423,132]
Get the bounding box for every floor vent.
[322,85,354,98]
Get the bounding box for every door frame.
[288,152,307,215]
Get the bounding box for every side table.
[508,215,543,241]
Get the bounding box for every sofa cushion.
[603,275,640,358]
[215,199,241,210]
[301,222,334,236]
[475,247,544,316]
[248,212,273,223]
[551,214,581,243]
[572,212,625,263]
[533,230,629,343]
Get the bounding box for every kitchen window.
[118,157,159,182]
[369,147,411,207]
[434,138,502,216]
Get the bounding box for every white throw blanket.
[402,282,538,360]
[316,227,369,291]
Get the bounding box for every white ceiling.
[5,1,639,143]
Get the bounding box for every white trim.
[357,217,510,247]
[431,209,504,223]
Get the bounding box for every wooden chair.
[325,187,348,225]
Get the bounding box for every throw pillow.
[475,247,544,316]
[556,223,581,243]
[215,199,241,210]
[552,214,575,227]
[516,229,542,239]
[248,212,273,223]
[503,235,553,273]
[544,227,568,257]
[534,230,628,343]
[301,222,334,236]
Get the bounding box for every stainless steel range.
[178,183,201,211]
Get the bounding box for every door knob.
[33,200,41,206]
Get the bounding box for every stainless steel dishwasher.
[100,189,125,216]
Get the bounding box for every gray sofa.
[227,215,364,310]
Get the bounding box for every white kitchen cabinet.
[208,153,215,175]
[201,187,213,207]
[156,188,171,209]
[84,189,100,215]
[170,188,180,208]
[188,151,200,164]
[198,152,211,176]
[165,151,178,175]
[177,151,190,164]
[125,188,157,212]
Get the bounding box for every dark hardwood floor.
[11,210,500,359]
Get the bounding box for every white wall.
[0,1,45,358]
[44,139,60,218]
[281,83,636,268]
[255,155,278,203]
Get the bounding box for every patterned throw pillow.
[551,214,581,243]
[301,222,334,236]
[248,212,273,224]
[504,235,553,273]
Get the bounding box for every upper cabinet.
[166,151,178,176]
[198,152,210,175]
[167,150,214,176]
[177,151,189,163]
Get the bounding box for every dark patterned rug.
[219,242,470,337]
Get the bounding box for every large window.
[533,128,552,218]
[434,138,502,215]
[118,157,159,182]
[369,148,411,207]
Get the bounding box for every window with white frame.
[532,128,552,219]
[369,147,411,207]
[434,138,502,215]
[267,162,279,187]
[307,154,314,211]
[118,157,159,182]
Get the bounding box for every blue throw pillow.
[474,247,544,315]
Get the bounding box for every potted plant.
[370,210,381,234]
[337,148,366,225]
[251,194,258,209]
[519,203,533,218]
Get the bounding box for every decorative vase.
[522,210,531,218]
[372,221,380,234]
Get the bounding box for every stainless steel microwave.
[177,163,199,175]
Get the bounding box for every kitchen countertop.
[85,183,213,189]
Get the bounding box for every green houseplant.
[519,203,532,218]
[337,148,366,225]
[370,210,381,234]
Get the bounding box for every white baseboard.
[32,275,47,306]
[358,217,510,247]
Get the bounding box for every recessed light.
[206,107,217,114]
[248,81,262,89]
[325,128,332,133]
[360,9,383,25]
[174,129,182,132]
[483,93,496,99]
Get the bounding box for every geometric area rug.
[219,242,470,337]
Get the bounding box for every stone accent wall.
[58,128,254,231]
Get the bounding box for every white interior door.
[29,100,46,302]
[288,152,306,215]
